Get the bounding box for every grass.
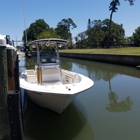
[60,47,140,55]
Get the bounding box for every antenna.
[22,0,27,44]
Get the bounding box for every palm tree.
[74,36,79,48]
[107,0,120,48]
[125,0,135,5]
[87,19,91,29]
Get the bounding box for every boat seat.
[26,75,37,83]
[25,70,37,83]
[25,69,35,75]
[42,68,61,82]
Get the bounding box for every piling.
[0,42,11,140]
[7,48,16,91]
[14,55,20,90]
[7,90,23,140]
[0,35,24,140]
[6,44,23,139]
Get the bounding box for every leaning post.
[0,35,11,139]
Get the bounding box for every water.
[19,56,140,140]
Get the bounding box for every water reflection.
[72,61,117,81]
[19,56,140,140]
[20,56,140,81]
[106,72,133,113]
[61,57,140,81]
[61,58,72,71]
[106,91,133,112]
[61,57,135,113]
[19,56,37,73]
[23,94,94,140]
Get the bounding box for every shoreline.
[60,52,140,67]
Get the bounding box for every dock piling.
[0,35,24,140]
[7,90,24,140]
[0,44,11,140]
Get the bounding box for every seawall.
[60,53,140,67]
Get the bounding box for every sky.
[1,0,140,45]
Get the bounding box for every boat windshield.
[40,51,57,63]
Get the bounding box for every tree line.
[22,0,138,49]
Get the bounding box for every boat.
[20,38,94,114]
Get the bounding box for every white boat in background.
[20,38,94,114]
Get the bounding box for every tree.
[55,24,69,40]
[125,0,135,5]
[86,20,105,47]
[87,19,91,29]
[124,36,134,46]
[107,0,135,48]
[77,31,87,48]
[55,18,77,47]
[85,19,125,48]
[37,28,60,39]
[103,19,125,47]
[22,19,49,43]
[108,0,120,48]
[74,36,79,48]
[133,26,140,46]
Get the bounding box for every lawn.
[60,47,140,55]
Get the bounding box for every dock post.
[14,55,20,90]
[7,48,24,140]
[7,48,16,91]
[7,90,24,140]
[0,41,11,139]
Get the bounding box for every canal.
[19,56,140,140]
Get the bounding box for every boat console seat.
[42,67,61,82]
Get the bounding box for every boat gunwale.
[20,73,94,95]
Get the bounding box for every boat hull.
[20,69,94,114]
[25,89,77,114]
